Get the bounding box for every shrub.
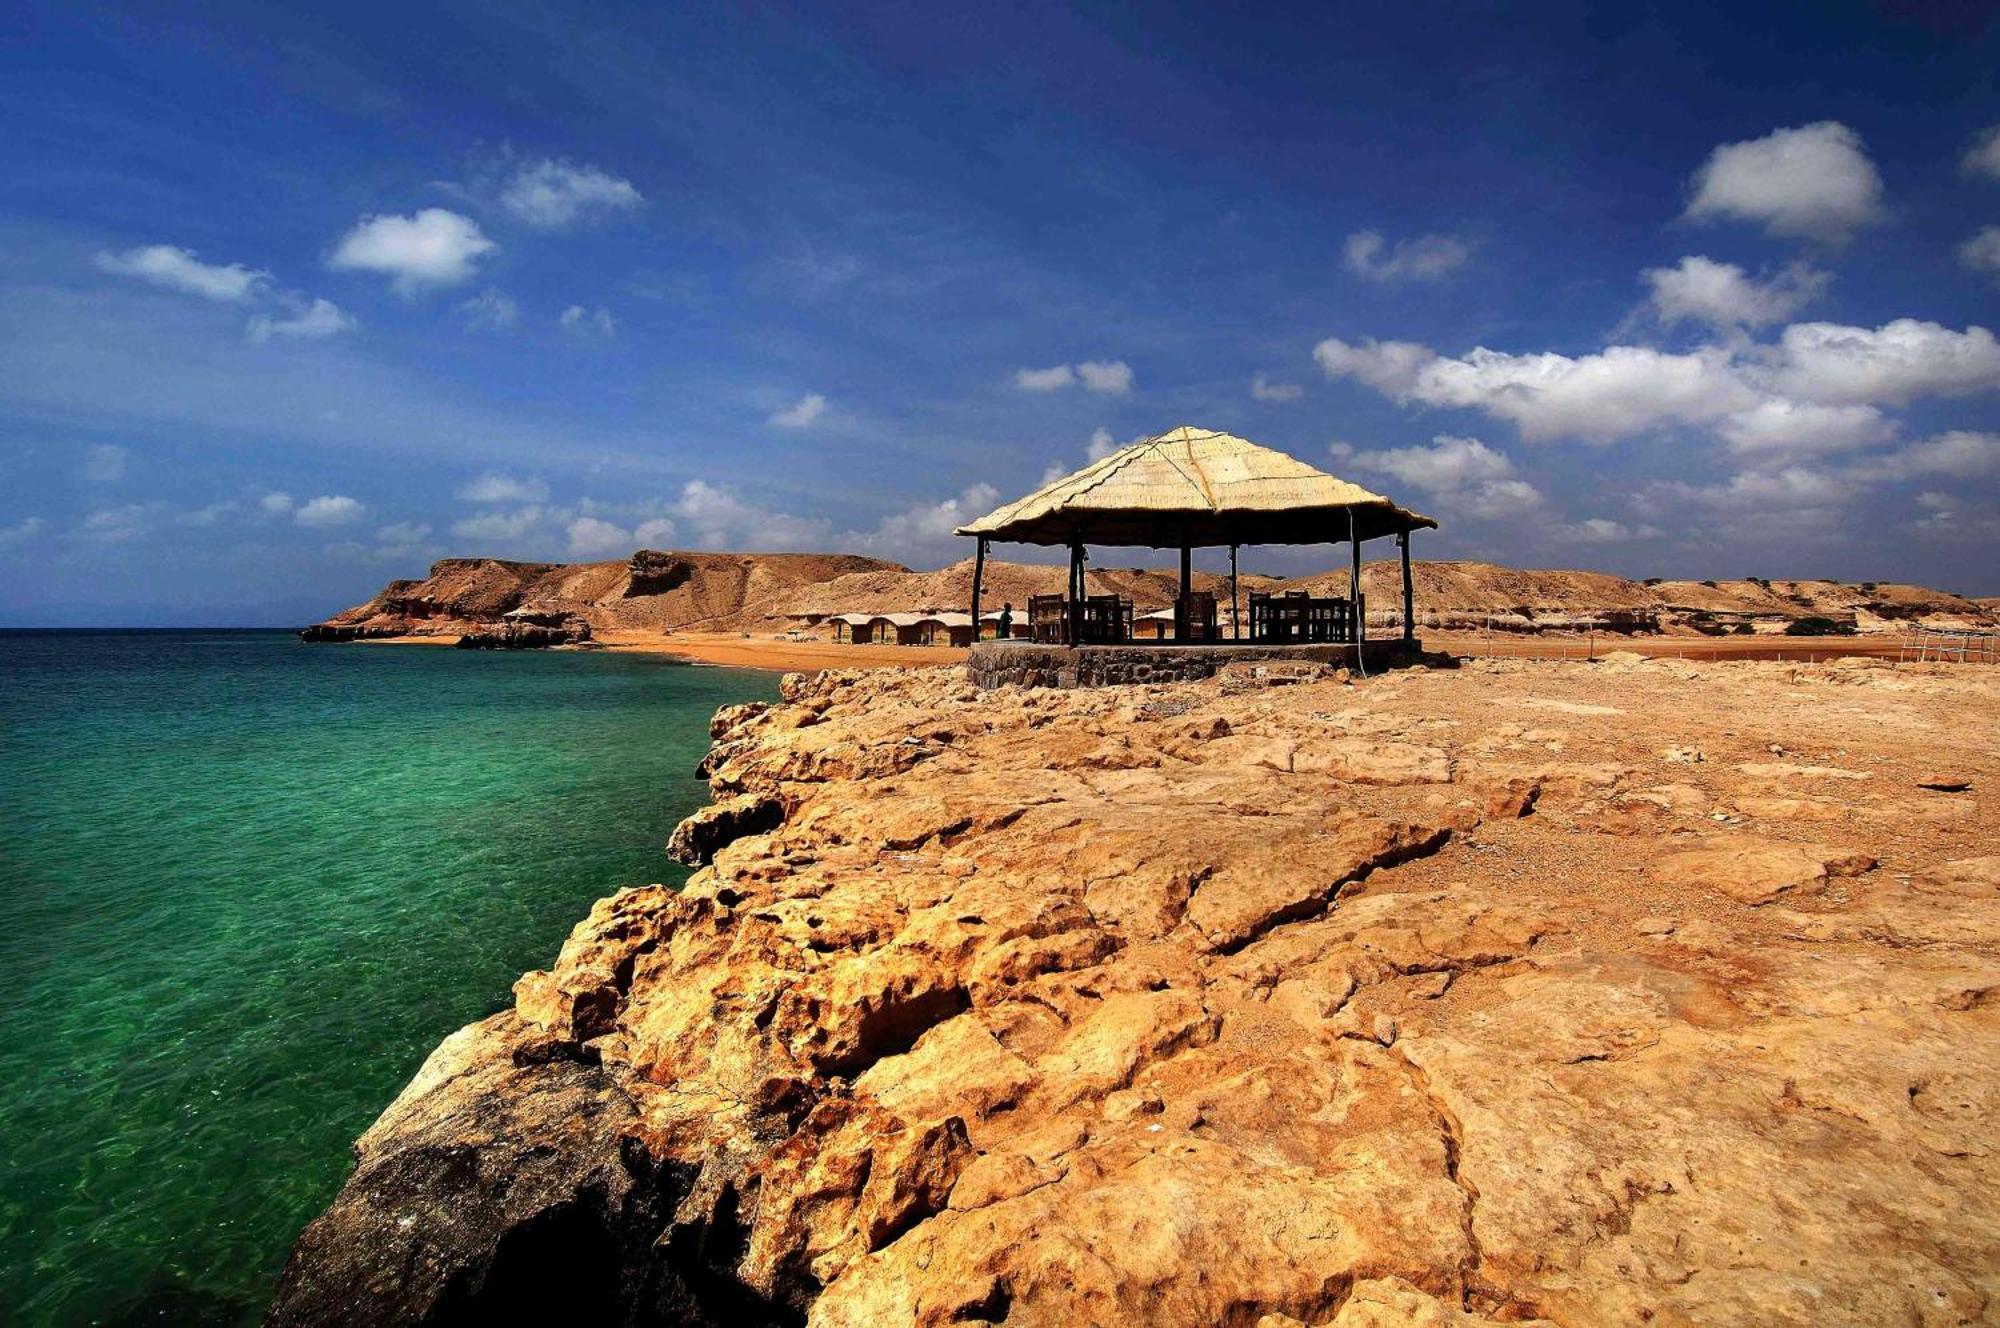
[1785,616,1854,636]
[1699,579,1718,589]
[1733,622,1754,635]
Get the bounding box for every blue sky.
[2,0,1996,624]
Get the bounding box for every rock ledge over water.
[271,656,2000,1326]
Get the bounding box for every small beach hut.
[956,426,1437,645]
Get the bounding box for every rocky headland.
[271,653,1999,1326]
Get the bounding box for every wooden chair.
[1082,594,1132,644]
[1175,591,1218,642]
[1028,594,1068,644]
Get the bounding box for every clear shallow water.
[0,631,774,1326]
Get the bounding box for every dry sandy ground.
[360,628,1938,672]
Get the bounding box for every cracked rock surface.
[271,654,2000,1327]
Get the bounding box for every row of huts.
[786,607,1220,647]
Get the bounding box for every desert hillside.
[307,549,1998,642]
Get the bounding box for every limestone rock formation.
[272,654,2000,1326]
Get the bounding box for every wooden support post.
[1229,542,1240,642]
[1349,513,1364,646]
[1399,530,1414,644]
[971,537,986,641]
[1178,523,1192,642]
[1069,539,1084,646]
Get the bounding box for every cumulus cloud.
[1014,364,1075,392]
[80,504,155,543]
[1075,360,1133,395]
[1251,373,1304,402]
[82,444,127,482]
[451,506,545,543]
[566,515,633,557]
[1963,125,2000,181]
[294,495,364,527]
[329,209,495,293]
[1335,434,1544,518]
[559,304,617,335]
[0,516,45,546]
[1087,427,1124,461]
[458,472,549,504]
[633,517,677,547]
[671,480,831,551]
[1317,336,1754,441]
[96,244,269,301]
[1715,398,1893,455]
[1643,256,1829,329]
[501,159,644,229]
[1859,430,2000,481]
[769,393,828,429]
[458,288,519,331]
[1761,319,2000,406]
[1343,230,1471,283]
[374,521,431,549]
[1318,316,2000,445]
[1683,121,1885,242]
[848,483,1001,559]
[1551,517,1660,543]
[259,492,295,515]
[247,298,355,342]
[1960,226,2000,278]
[1014,361,1133,394]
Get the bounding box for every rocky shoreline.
[270,655,1999,1326]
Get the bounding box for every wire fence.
[1897,626,2000,665]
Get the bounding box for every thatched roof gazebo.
[956,425,1437,646]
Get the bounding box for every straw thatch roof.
[957,425,1437,547]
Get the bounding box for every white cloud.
[329,209,495,293]
[1319,336,1754,441]
[451,505,545,543]
[1251,372,1304,402]
[180,500,239,528]
[1861,430,2000,480]
[1963,125,2000,181]
[1312,337,1439,398]
[566,515,632,557]
[457,472,549,504]
[1075,360,1133,395]
[1013,361,1133,395]
[295,494,364,527]
[247,298,355,342]
[1320,315,2000,445]
[848,483,1001,559]
[769,393,828,429]
[0,516,45,546]
[259,492,295,515]
[1086,427,1122,460]
[1643,256,1828,329]
[1343,229,1471,282]
[80,504,153,543]
[1015,364,1077,392]
[1684,121,1884,242]
[633,517,676,547]
[1337,434,1544,518]
[1715,398,1893,455]
[374,521,432,548]
[96,244,269,301]
[1959,226,2000,277]
[671,480,831,551]
[559,304,617,335]
[501,159,644,229]
[82,443,127,482]
[1551,517,1660,543]
[1761,319,2000,406]
[458,288,519,331]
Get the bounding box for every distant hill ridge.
[306,549,1999,641]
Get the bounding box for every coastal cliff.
[271,657,2000,1325]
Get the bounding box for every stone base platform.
[966,639,1426,689]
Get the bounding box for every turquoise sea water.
[0,631,774,1326]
